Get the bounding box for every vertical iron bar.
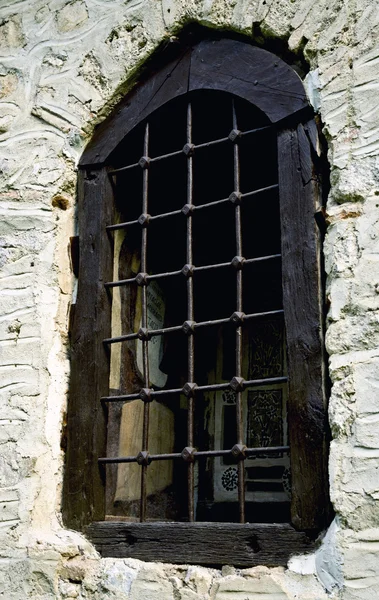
[233,100,245,524]
[140,122,150,522]
[187,102,195,522]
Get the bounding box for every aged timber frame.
[63,37,330,566]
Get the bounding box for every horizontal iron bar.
[106,183,278,232]
[106,208,182,231]
[105,253,281,288]
[108,125,272,176]
[98,445,290,464]
[103,308,283,343]
[101,375,288,403]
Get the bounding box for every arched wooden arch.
[64,36,330,565]
[80,38,310,167]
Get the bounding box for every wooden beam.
[278,124,329,531]
[87,521,314,566]
[62,168,114,530]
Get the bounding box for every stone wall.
[0,0,378,598]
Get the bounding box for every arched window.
[64,37,330,566]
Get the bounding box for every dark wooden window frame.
[63,38,330,566]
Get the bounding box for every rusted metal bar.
[106,184,278,232]
[101,376,288,403]
[104,253,281,289]
[98,445,290,465]
[186,102,195,522]
[232,100,246,524]
[108,125,271,175]
[140,122,150,523]
[103,308,284,344]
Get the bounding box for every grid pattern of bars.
[100,98,289,524]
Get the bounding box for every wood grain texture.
[80,50,191,167]
[278,124,329,531]
[80,38,309,167]
[86,521,314,566]
[62,168,114,530]
[189,39,308,123]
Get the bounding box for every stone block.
[355,415,379,448]
[0,72,19,99]
[354,359,379,415]
[0,500,19,522]
[0,15,24,51]
[129,565,174,600]
[184,566,214,595]
[101,560,138,597]
[56,1,88,33]
[214,574,287,600]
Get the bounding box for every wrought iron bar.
[232,99,245,524]
[104,253,281,289]
[106,183,278,232]
[101,376,288,403]
[108,125,271,175]
[98,445,290,465]
[186,102,195,522]
[103,308,284,344]
[140,122,150,523]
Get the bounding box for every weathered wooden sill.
[86,521,315,566]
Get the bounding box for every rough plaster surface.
[0,0,379,598]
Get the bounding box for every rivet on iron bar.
[138,156,150,169]
[182,320,196,335]
[229,191,242,205]
[136,272,148,286]
[231,255,245,270]
[182,203,195,216]
[181,446,196,462]
[231,444,247,459]
[139,388,153,402]
[137,327,150,341]
[181,264,194,278]
[138,213,151,227]
[183,382,197,397]
[137,451,151,466]
[228,128,242,143]
[183,143,195,156]
[230,311,245,325]
[230,376,245,392]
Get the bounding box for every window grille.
[63,37,330,566]
[101,92,290,525]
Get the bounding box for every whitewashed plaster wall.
[0,0,379,598]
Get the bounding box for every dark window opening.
[103,91,289,525]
